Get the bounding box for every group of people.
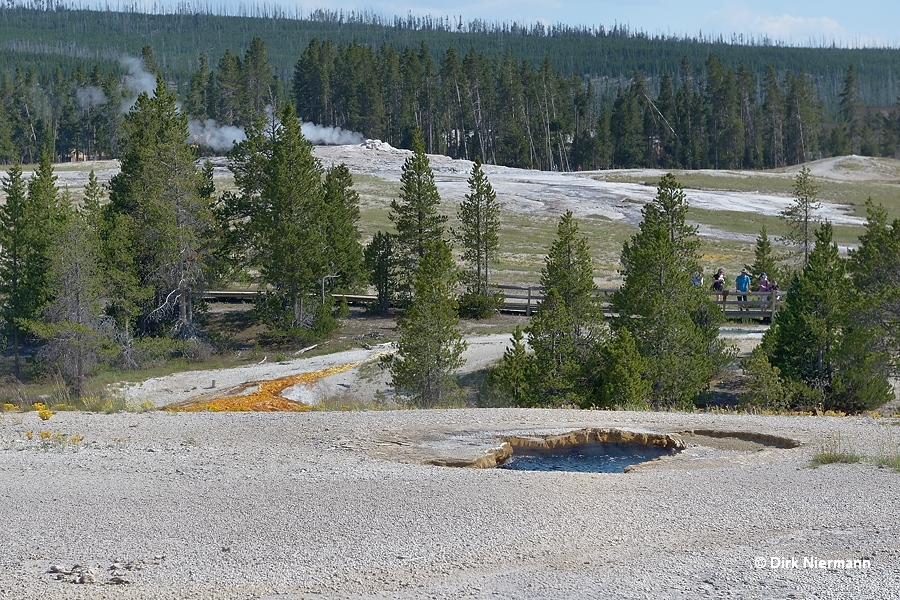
[692,267,779,309]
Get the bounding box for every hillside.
[1,3,899,107]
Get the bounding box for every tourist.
[711,268,726,301]
[692,269,704,287]
[735,268,751,311]
[757,272,771,309]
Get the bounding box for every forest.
[0,3,899,170]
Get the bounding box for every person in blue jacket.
[735,268,751,311]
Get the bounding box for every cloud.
[709,3,845,44]
[751,13,841,40]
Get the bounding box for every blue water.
[499,443,671,473]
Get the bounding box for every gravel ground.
[1,405,898,599]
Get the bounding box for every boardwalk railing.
[494,285,782,319]
[203,286,783,320]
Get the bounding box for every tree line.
[2,34,900,174]
[290,43,900,170]
[3,1,900,108]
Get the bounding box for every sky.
[124,0,898,47]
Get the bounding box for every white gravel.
[1,406,898,599]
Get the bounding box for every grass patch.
[312,391,389,412]
[872,455,900,472]
[811,433,863,467]
[871,424,900,472]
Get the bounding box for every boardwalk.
[204,285,783,320]
[494,285,782,319]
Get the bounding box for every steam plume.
[301,123,364,145]
[120,57,158,112]
[187,120,247,153]
[75,86,107,110]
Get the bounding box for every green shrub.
[457,290,503,319]
[592,328,649,409]
[335,296,351,319]
[739,347,788,411]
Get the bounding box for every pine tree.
[293,38,335,126]
[766,222,891,411]
[783,71,822,165]
[611,84,644,167]
[0,150,64,378]
[322,164,366,293]
[739,347,787,411]
[540,211,600,324]
[595,328,650,409]
[612,173,728,408]
[240,37,277,125]
[746,225,780,287]
[105,76,214,338]
[0,164,33,378]
[186,53,211,121]
[364,231,398,314]
[227,103,329,334]
[34,198,110,393]
[761,66,784,168]
[780,166,820,270]
[705,55,743,169]
[489,326,534,406]
[839,65,863,155]
[213,50,242,126]
[847,200,900,362]
[526,211,605,406]
[455,157,500,316]
[390,240,467,407]
[389,128,446,302]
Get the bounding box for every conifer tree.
[389,128,446,301]
[240,38,277,125]
[766,222,891,411]
[364,231,397,315]
[186,53,211,121]
[0,164,33,378]
[455,158,500,316]
[322,163,366,293]
[525,211,605,406]
[226,103,329,334]
[746,224,780,287]
[105,76,214,338]
[761,66,784,168]
[595,328,650,409]
[612,173,728,408]
[490,326,534,407]
[847,200,900,362]
[780,166,820,270]
[389,240,466,407]
[34,197,110,393]
[0,151,63,378]
[839,65,863,155]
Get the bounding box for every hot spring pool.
[499,442,672,473]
